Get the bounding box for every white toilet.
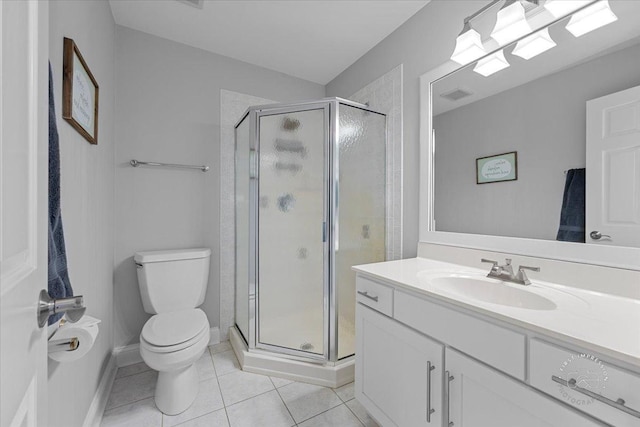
[134,248,211,415]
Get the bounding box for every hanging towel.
[556,168,586,243]
[48,62,73,324]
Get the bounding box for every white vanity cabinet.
[445,348,602,427]
[355,303,444,427]
[355,273,614,427]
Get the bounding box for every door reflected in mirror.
[432,0,640,248]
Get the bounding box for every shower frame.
[234,97,387,364]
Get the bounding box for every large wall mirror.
[419,0,640,269]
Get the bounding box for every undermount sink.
[427,275,558,311]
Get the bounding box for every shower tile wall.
[348,64,403,261]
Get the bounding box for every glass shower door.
[256,105,328,359]
[335,103,386,360]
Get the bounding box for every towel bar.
[130,159,209,172]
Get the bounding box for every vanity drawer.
[394,290,526,380]
[356,275,394,317]
[529,339,640,427]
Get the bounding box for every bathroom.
[1,0,639,426]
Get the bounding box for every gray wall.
[433,42,640,240]
[48,1,115,426]
[114,27,324,348]
[326,0,483,258]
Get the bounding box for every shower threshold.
[229,327,354,388]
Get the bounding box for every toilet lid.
[141,309,208,347]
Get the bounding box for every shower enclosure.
[234,98,386,364]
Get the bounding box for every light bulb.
[491,0,532,46]
[451,24,486,65]
[566,0,617,37]
[473,50,510,77]
[544,0,591,18]
[512,28,556,60]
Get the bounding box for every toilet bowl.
[139,308,210,415]
[134,248,211,415]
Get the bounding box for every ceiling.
[109,0,430,85]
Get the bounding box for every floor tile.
[162,377,225,427]
[218,370,275,406]
[334,382,355,402]
[278,382,342,423]
[213,350,241,376]
[226,390,294,427]
[209,341,232,355]
[115,362,152,379]
[195,351,216,381]
[346,399,380,427]
[174,408,229,427]
[106,370,158,410]
[270,376,294,388]
[101,398,162,427]
[298,404,363,427]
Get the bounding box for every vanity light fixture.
[473,50,510,77]
[543,0,591,18]
[490,0,537,46]
[451,21,487,65]
[512,27,556,59]
[565,0,617,37]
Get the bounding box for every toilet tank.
[134,248,211,314]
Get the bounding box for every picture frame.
[62,37,99,144]
[476,151,518,184]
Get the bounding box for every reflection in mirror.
[432,0,640,248]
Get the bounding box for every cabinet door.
[445,349,605,427]
[355,304,443,427]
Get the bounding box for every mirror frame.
[418,35,640,271]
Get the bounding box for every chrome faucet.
[481,258,540,286]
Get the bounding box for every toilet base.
[154,364,199,415]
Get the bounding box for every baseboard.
[113,343,143,367]
[82,352,117,427]
[209,326,220,346]
[114,326,220,368]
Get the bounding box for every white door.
[445,348,603,427]
[355,304,444,427]
[586,85,640,247]
[0,1,49,426]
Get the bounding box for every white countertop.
[353,257,640,369]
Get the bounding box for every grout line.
[274,385,297,426]
[105,394,156,412]
[343,399,366,427]
[295,402,345,425]
[210,351,232,427]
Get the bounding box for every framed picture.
[476,151,518,184]
[62,37,99,144]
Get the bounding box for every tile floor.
[101,342,379,427]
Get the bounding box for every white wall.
[326,1,483,258]
[433,42,640,241]
[113,27,324,348]
[48,1,115,426]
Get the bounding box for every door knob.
[589,231,611,240]
[37,290,85,328]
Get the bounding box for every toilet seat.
[141,309,208,353]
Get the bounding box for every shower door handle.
[322,222,327,242]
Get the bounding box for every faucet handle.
[519,265,540,272]
[481,258,498,266]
